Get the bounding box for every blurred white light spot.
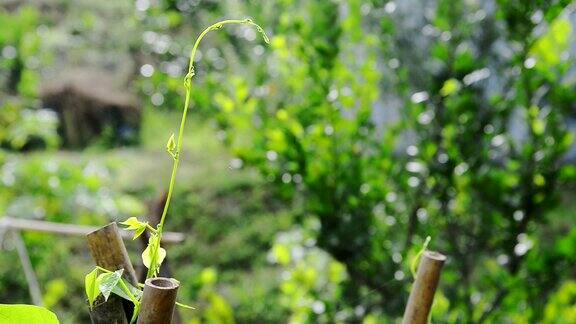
[135,0,150,11]
[417,208,428,222]
[293,174,303,184]
[418,111,434,125]
[455,162,469,176]
[384,2,397,13]
[463,68,490,86]
[411,91,429,104]
[437,153,449,164]
[327,89,339,102]
[2,46,17,59]
[151,93,164,106]
[497,254,509,265]
[388,58,400,69]
[524,57,536,69]
[140,64,154,77]
[386,192,397,203]
[230,158,243,169]
[394,270,405,280]
[385,216,396,226]
[440,31,452,42]
[513,210,524,222]
[360,183,371,194]
[253,45,265,56]
[266,150,278,161]
[491,135,506,147]
[514,234,533,256]
[324,125,334,136]
[406,161,425,173]
[281,173,292,183]
[392,252,402,263]
[408,176,420,187]
[312,301,326,314]
[406,145,419,156]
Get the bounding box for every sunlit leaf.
[142,243,166,269]
[120,217,145,230]
[111,279,142,303]
[97,269,124,301]
[85,268,100,308]
[0,304,59,323]
[166,133,176,152]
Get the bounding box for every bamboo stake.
[137,277,179,324]
[402,251,446,324]
[87,222,139,285]
[88,295,128,324]
[87,222,138,322]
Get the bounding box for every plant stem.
[144,18,269,279]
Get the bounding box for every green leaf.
[142,239,166,270]
[133,226,146,240]
[85,268,100,308]
[166,133,176,152]
[111,279,142,303]
[0,304,59,323]
[97,269,124,301]
[120,217,146,231]
[176,301,196,310]
[410,236,432,278]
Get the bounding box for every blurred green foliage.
[1,0,576,323]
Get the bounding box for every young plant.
[84,19,269,323]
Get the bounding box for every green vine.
[84,19,269,323]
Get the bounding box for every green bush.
[210,0,576,321]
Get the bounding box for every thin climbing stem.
[145,18,269,280]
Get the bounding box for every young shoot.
[84,18,269,324]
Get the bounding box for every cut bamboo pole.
[402,251,446,324]
[87,222,138,285]
[87,222,138,322]
[89,295,128,324]
[137,277,179,324]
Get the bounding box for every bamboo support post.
[88,296,128,324]
[137,277,179,324]
[402,251,446,324]
[87,222,139,322]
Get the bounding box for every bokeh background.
[1,0,576,323]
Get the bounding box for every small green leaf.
[133,226,147,240]
[111,279,142,303]
[0,304,59,323]
[85,268,100,307]
[411,236,432,278]
[142,242,166,270]
[166,133,176,152]
[176,301,196,310]
[120,217,145,230]
[97,269,124,301]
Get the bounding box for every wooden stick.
[137,277,179,324]
[402,251,446,324]
[87,223,138,321]
[11,231,44,306]
[89,295,128,324]
[0,217,184,244]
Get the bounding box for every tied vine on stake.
[84,19,269,323]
